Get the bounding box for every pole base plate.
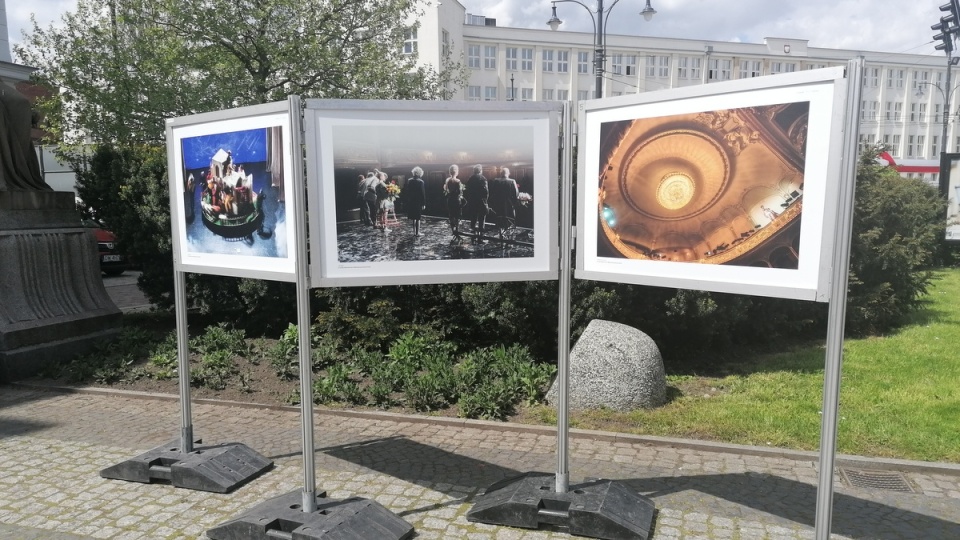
[99,439,273,493]
[467,472,655,540]
[206,490,414,540]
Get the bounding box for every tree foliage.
[17,0,466,144]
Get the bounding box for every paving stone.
[0,386,958,539]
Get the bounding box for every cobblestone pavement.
[1,386,958,539]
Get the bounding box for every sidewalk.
[0,385,958,539]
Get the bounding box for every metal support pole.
[173,269,193,453]
[814,57,864,540]
[555,103,574,494]
[594,0,605,99]
[288,95,318,513]
[943,50,953,154]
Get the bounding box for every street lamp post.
[547,0,657,99]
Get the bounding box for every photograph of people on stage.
[328,124,537,263]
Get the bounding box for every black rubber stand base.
[206,490,415,540]
[99,439,273,493]
[467,472,656,540]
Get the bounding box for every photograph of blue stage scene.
[179,126,287,258]
[331,124,537,262]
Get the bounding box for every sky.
[3,0,954,61]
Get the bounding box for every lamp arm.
[552,0,599,36]
[602,0,625,50]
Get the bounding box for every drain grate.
[839,468,915,493]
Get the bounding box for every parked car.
[82,219,127,276]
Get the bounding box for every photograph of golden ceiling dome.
[597,101,809,269]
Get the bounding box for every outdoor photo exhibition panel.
[305,100,562,287]
[940,152,960,243]
[167,100,298,281]
[576,67,849,301]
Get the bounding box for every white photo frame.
[305,100,562,287]
[166,101,298,281]
[576,67,849,301]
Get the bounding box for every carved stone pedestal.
[0,191,121,381]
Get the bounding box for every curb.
[10,381,960,478]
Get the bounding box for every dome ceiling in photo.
[597,102,809,269]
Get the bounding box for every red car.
[82,219,127,276]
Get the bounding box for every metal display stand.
[207,96,412,540]
[467,104,656,539]
[98,273,273,492]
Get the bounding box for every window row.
[860,132,951,159]
[861,67,939,90]
[467,86,588,101]
[467,45,826,82]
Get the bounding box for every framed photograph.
[576,67,850,301]
[305,100,562,287]
[166,101,298,281]
[940,152,960,243]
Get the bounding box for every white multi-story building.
[412,0,954,184]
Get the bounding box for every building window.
[708,58,731,81]
[659,56,670,77]
[467,86,481,101]
[894,102,902,121]
[806,63,826,70]
[542,50,554,72]
[860,100,867,121]
[557,89,569,100]
[918,135,925,155]
[557,51,569,73]
[441,30,450,58]
[869,67,880,87]
[577,90,590,100]
[484,45,497,69]
[612,54,624,75]
[912,70,929,90]
[646,55,669,78]
[910,103,918,122]
[578,52,590,74]
[626,55,637,76]
[677,57,688,79]
[868,101,878,121]
[522,48,534,71]
[895,69,905,89]
[543,89,555,101]
[484,86,498,101]
[956,136,960,153]
[506,47,518,71]
[892,134,901,157]
[690,57,702,79]
[885,101,893,121]
[907,135,915,157]
[468,45,481,69]
[935,103,943,122]
[521,88,533,101]
[739,60,761,78]
[770,62,796,74]
[506,86,517,101]
[933,136,940,157]
[403,28,418,55]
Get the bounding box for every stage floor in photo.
[335,215,535,263]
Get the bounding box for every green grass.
[524,268,960,463]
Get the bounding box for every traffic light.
[933,3,960,53]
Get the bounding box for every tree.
[16,0,467,144]
[15,0,466,326]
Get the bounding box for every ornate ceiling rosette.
[597,102,809,269]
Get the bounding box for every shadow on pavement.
[321,436,521,490]
[633,472,960,539]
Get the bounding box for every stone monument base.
[0,191,122,381]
